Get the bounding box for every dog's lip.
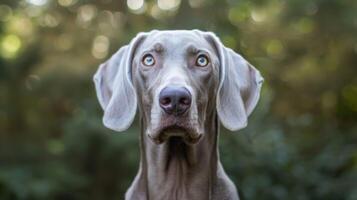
[148,125,202,145]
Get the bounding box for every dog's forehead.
[138,31,213,53]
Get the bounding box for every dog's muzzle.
[148,126,202,144]
[147,86,202,144]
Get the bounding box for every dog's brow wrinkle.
[154,43,164,52]
[186,44,199,54]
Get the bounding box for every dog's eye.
[195,55,209,67]
[142,54,155,66]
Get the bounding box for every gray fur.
[94,30,263,200]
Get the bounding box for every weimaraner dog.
[94,30,263,200]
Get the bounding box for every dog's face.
[94,30,263,144]
[131,31,220,144]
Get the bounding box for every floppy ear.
[205,32,264,131]
[93,33,147,132]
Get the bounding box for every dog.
[94,30,263,200]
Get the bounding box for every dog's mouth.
[148,125,202,145]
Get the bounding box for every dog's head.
[94,30,263,144]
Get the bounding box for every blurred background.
[0,0,356,199]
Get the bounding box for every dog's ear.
[204,32,264,131]
[93,33,147,132]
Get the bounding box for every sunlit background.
[0,0,356,199]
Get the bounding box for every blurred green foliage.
[0,0,356,199]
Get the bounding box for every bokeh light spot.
[127,0,145,11]
[43,14,60,27]
[25,6,42,17]
[0,34,22,59]
[150,5,163,19]
[26,0,47,6]
[92,35,110,59]
[77,5,97,28]
[157,0,181,11]
[58,0,77,7]
[188,0,205,8]
[7,17,34,36]
[251,9,266,23]
[79,5,97,21]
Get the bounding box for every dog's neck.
[139,114,219,200]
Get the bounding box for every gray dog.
[94,30,263,200]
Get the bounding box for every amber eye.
[195,55,209,67]
[142,54,155,66]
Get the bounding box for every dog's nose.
[159,86,192,115]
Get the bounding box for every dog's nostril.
[179,97,191,106]
[160,97,171,106]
